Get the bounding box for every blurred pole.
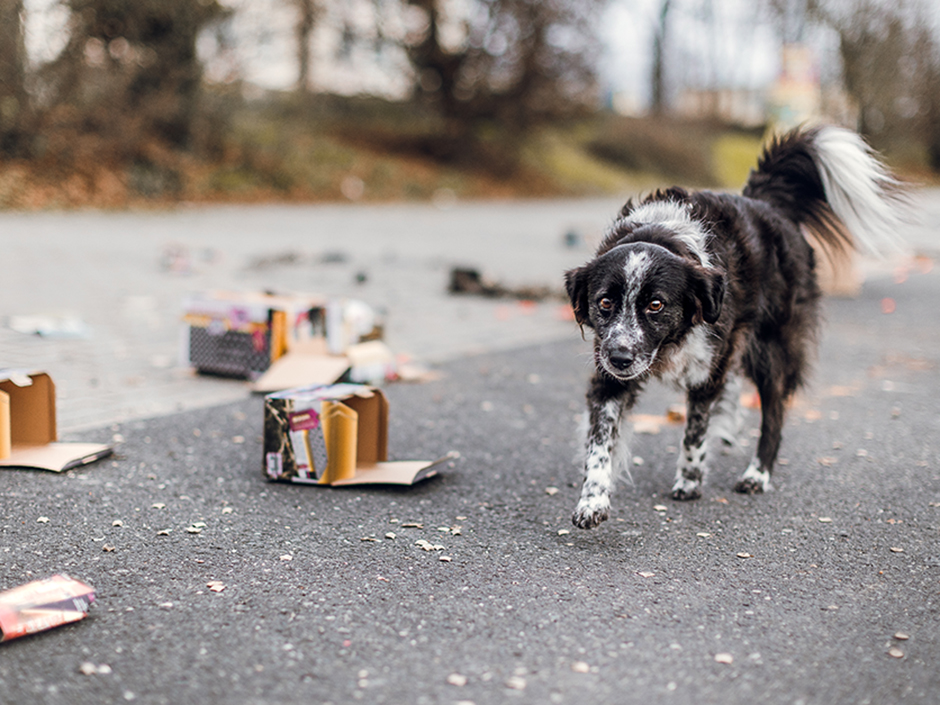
[651,0,672,115]
[294,0,316,94]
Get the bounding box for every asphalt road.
[1,242,938,704]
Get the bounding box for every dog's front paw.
[671,476,702,501]
[572,497,610,529]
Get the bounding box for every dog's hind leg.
[572,379,638,529]
[734,373,785,494]
[672,386,721,500]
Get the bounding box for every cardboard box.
[0,370,112,472]
[182,291,327,380]
[0,574,96,642]
[263,384,450,486]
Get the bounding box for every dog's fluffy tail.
[743,125,906,256]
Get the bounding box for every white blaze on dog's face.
[566,239,725,382]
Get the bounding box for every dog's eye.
[598,298,614,312]
[647,300,664,313]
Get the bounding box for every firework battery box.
[263,383,450,486]
[182,291,329,380]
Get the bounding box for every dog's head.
[565,239,724,381]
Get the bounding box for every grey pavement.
[0,192,938,704]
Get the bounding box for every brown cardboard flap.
[250,352,350,394]
[329,458,449,486]
[0,443,113,473]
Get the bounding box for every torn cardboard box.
[0,574,96,642]
[264,384,451,486]
[0,370,112,472]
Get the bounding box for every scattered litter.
[415,539,445,552]
[0,574,95,642]
[207,581,225,593]
[545,486,559,496]
[360,536,380,542]
[221,507,234,514]
[185,526,202,534]
[571,661,590,673]
[637,571,655,578]
[889,547,904,553]
[280,554,292,561]
[7,314,90,339]
[448,267,561,302]
[696,532,711,538]
[151,503,166,510]
[818,517,833,523]
[894,632,910,641]
[400,522,424,529]
[653,505,668,512]
[737,552,753,559]
[714,653,734,665]
[439,556,453,562]
[37,516,50,524]
[446,673,468,687]
[888,647,904,659]
[817,457,838,467]
[112,520,124,527]
[79,662,111,676]
[557,529,570,536]
[385,532,397,540]
[156,529,171,536]
[102,545,115,552]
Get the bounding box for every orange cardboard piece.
[264,384,449,486]
[0,371,112,472]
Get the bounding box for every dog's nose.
[608,350,634,371]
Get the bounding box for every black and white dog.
[565,125,904,529]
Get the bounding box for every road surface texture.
[0,192,938,704]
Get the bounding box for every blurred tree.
[402,0,605,131]
[650,0,672,115]
[42,0,227,151]
[293,0,318,93]
[0,0,27,155]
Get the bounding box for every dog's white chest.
[661,326,714,388]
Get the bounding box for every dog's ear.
[565,265,592,328]
[690,267,725,324]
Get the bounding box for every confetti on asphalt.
[185,526,202,534]
[571,661,590,673]
[151,503,166,509]
[737,553,753,559]
[696,532,711,538]
[818,517,833,523]
[439,555,453,562]
[360,536,380,542]
[638,571,655,578]
[890,547,904,553]
[888,647,904,659]
[103,545,115,552]
[156,529,171,536]
[385,532,397,540]
[37,517,49,523]
[447,673,468,687]
[653,505,668,512]
[400,522,423,529]
[415,539,445,551]
[545,487,559,496]
[112,520,124,527]
[894,632,910,641]
[505,676,527,690]
[557,529,570,536]
[207,581,225,593]
[714,653,734,664]
[280,554,292,561]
